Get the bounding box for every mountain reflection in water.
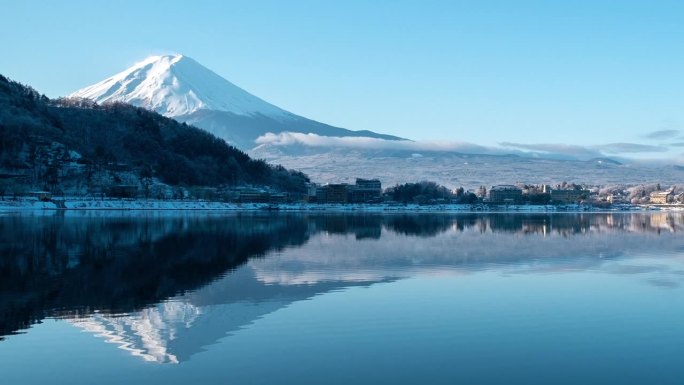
[1,212,683,363]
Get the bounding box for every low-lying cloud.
[255,132,501,154]
[595,143,668,154]
[255,132,679,162]
[501,142,668,156]
[499,142,603,159]
[644,129,680,140]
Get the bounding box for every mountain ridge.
[0,73,309,195]
[70,55,404,149]
[66,55,684,188]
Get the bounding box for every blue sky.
[2,0,683,160]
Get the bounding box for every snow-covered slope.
[250,144,684,189]
[70,55,403,149]
[70,54,288,118]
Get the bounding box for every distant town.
[237,178,682,207]
[7,177,684,211]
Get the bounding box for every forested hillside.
[0,74,308,197]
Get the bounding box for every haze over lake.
[1,212,683,384]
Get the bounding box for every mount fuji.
[70,54,403,149]
[70,54,684,188]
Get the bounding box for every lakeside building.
[323,184,349,203]
[349,178,382,203]
[314,186,327,203]
[235,188,289,203]
[238,189,271,203]
[607,193,628,204]
[650,191,673,204]
[314,178,383,203]
[269,193,288,204]
[550,189,590,204]
[313,183,352,203]
[488,185,523,204]
[28,191,52,201]
[306,183,319,201]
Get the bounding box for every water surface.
[1,212,683,384]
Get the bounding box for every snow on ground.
[0,200,58,210]
[1,198,675,213]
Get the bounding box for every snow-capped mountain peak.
[70,54,289,118]
[70,54,404,149]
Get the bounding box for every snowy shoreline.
[1,198,682,213]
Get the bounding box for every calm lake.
[1,212,683,384]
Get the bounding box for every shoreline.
[1,198,682,213]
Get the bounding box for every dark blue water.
[1,212,683,384]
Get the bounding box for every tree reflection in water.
[1,211,683,360]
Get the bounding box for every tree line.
[0,74,309,196]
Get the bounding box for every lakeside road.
[0,198,681,213]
